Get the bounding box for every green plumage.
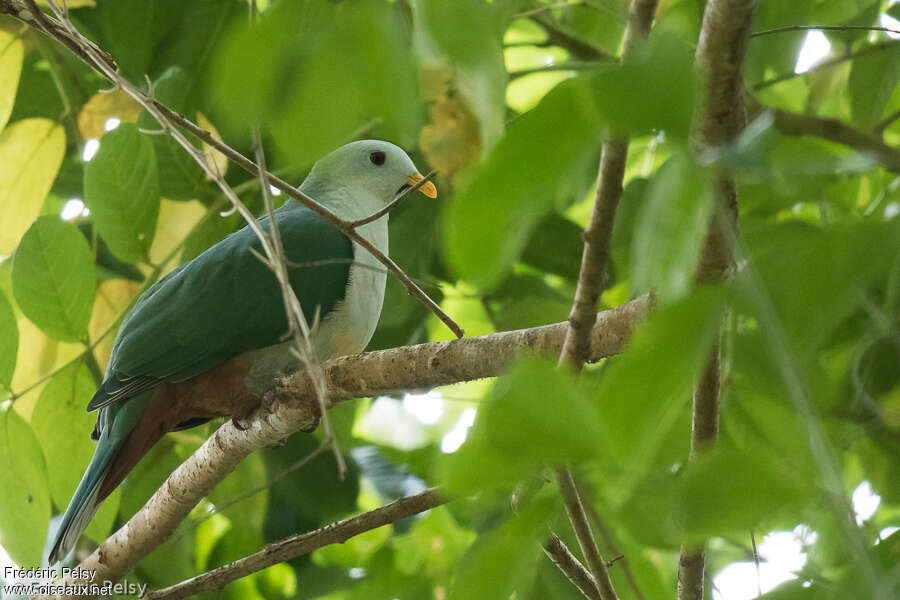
[89,205,352,411]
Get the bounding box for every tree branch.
[40,297,650,599]
[145,488,447,600]
[543,534,604,600]
[747,99,900,174]
[555,469,619,600]
[1,0,464,339]
[679,1,756,599]
[549,2,658,598]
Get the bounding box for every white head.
[299,140,436,209]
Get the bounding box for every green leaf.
[84,123,160,263]
[0,30,24,131]
[30,363,98,514]
[213,1,420,167]
[11,216,96,342]
[444,75,604,289]
[848,45,900,131]
[631,152,715,304]
[520,215,585,281]
[137,67,206,201]
[0,119,66,254]
[675,444,808,541]
[441,356,604,494]
[740,220,900,353]
[0,291,17,389]
[448,496,554,600]
[591,286,726,497]
[414,0,507,150]
[0,401,51,566]
[593,32,695,140]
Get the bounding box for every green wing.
[87,206,352,412]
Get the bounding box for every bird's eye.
[369,151,386,166]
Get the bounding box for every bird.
[48,139,437,565]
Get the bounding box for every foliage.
[0,0,898,599]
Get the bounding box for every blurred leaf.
[448,496,554,600]
[393,506,475,578]
[0,30,24,131]
[849,45,900,131]
[208,452,269,533]
[77,89,142,141]
[97,0,180,81]
[675,444,809,542]
[30,363,97,512]
[11,216,96,342]
[213,1,419,167]
[0,118,65,254]
[520,214,585,281]
[594,32,695,140]
[740,221,900,353]
[0,400,50,566]
[441,356,604,494]
[415,0,507,152]
[631,152,715,303]
[591,286,725,496]
[0,291,17,389]
[137,67,206,201]
[444,74,604,289]
[148,199,207,269]
[485,274,571,330]
[84,123,160,262]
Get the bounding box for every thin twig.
[550,3,658,599]
[555,469,618,600]
[586,504,647,600]
[751,24,900,38]
[251,125,346,478]
[543,534,604,600]
[347,170,437,228]
[145,489,447,600]
[753,40,898,91]
[746,98,900,174]
[514,0,586,19]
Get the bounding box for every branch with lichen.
[34,297,649,600]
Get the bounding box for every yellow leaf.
[11,316,83,420]
[0,119,65,254]
[197,112,229,178]
[89,278,142,369]
[420,94,481,180]
[0,30,24,131]
[77,89,142,141]
[148,198,207,271]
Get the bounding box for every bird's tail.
[48,392,158,565]
[47,432,120,565]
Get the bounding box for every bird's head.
[302,140,437,207]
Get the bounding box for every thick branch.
[42,297,650,599]
[679,2,756,600]
[146,488,447,600]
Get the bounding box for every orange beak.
[407,173,438,198]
